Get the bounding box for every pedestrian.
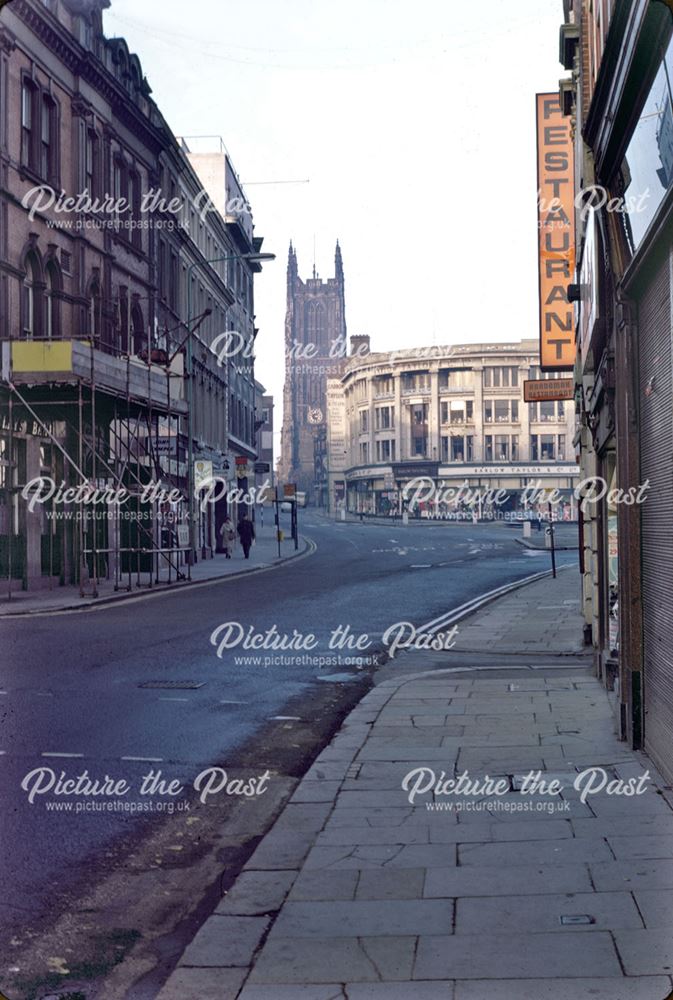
[237,514,256,559]
[219,516,236,558]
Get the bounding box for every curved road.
[0,514,575,941]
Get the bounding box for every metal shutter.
[640,246,673,782]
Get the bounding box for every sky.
[103,0,565,433]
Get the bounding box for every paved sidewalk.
[0,525,309,616]
[158,573,673,1000]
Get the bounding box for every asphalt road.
[0,513,576,943]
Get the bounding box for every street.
[0,515,574,983]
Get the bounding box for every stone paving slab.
[247,935,417,983]
[157,967,248,1000]
[454,890,643,934]
[454,978,673,1000]
[590,860,673,891]
[633,889,673,928]
[268,899,454,938]
[424,863,593,897]
[413,930,622,979]
[178,914,270,968]
[613,928,673,975]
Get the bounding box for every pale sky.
[103,0,565,430]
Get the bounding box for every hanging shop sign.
[536,92,576,371]
[523,378,574,402]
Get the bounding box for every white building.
[326,339,578,517]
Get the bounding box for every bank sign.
[536,93,576,371]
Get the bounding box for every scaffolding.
[0,331,191,600]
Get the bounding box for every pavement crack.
[358,937,383,980]
[380,845,404,867]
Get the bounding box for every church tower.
[278,242,347,502]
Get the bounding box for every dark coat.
[237,519,255,545]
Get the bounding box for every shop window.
[485,436,493,461]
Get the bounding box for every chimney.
[350,335,370,357]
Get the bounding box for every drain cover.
[560,914,594,926]
[139,680,205,690]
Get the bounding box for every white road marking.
[270,715,301,721]
[0,691,7,695]
[410,564,432,569]
[158,697,189,702]
[0,751,7,756]
[42,752,84,758]
[220,700,248,705]
[36,692,54,697]
[121,756,163,762]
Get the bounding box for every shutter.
[639,246,673,781]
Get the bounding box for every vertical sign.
[536,93,576,371]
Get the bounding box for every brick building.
[0,0,267,593]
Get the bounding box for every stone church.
[278,242,347,503]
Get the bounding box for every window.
[483,366,519,388]
[131,302,144,354]
[375,406,393,429]
[41,95,57,182]
[485,436,493,461]
[21,80,36,169]
[45,259,61,339]
[558,434,566,461]
[376,439,394,462]
[89,280,101,340]
[22,251,41,338]
[359,442,369,464]
[129,171,142,249]
[359,410,369,434]
[451,436,465,462]
[85,129,99,197]
[495,435,510,460]
[531,434,556,461]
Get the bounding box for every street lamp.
[185,251,276,563]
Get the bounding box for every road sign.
[283,483,296,498]
[524,378,574,402]
[255,462,271,473]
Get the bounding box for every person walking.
[237,514,256,559]
[219,516,236,559]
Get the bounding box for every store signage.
[536,92,576,371]
[194,459,213,492]
[523,378,574,402]
[438,464,580,477]
[254,462,271,473]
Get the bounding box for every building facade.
[278,242,347,504]
[327,340,578,516]
[0,0,265,593]
[560,0,673,778]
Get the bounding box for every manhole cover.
[560,914,594,925]
[138,680,205,690]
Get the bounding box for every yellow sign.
[11,341,72,373]
[536,93,576,371]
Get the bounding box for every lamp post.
[185,251,275,563]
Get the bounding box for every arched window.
[45,259,61,339]
[22,251,42,338]
[131,301,145,355]
[307,300,326,349]
[87,276,102,342]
